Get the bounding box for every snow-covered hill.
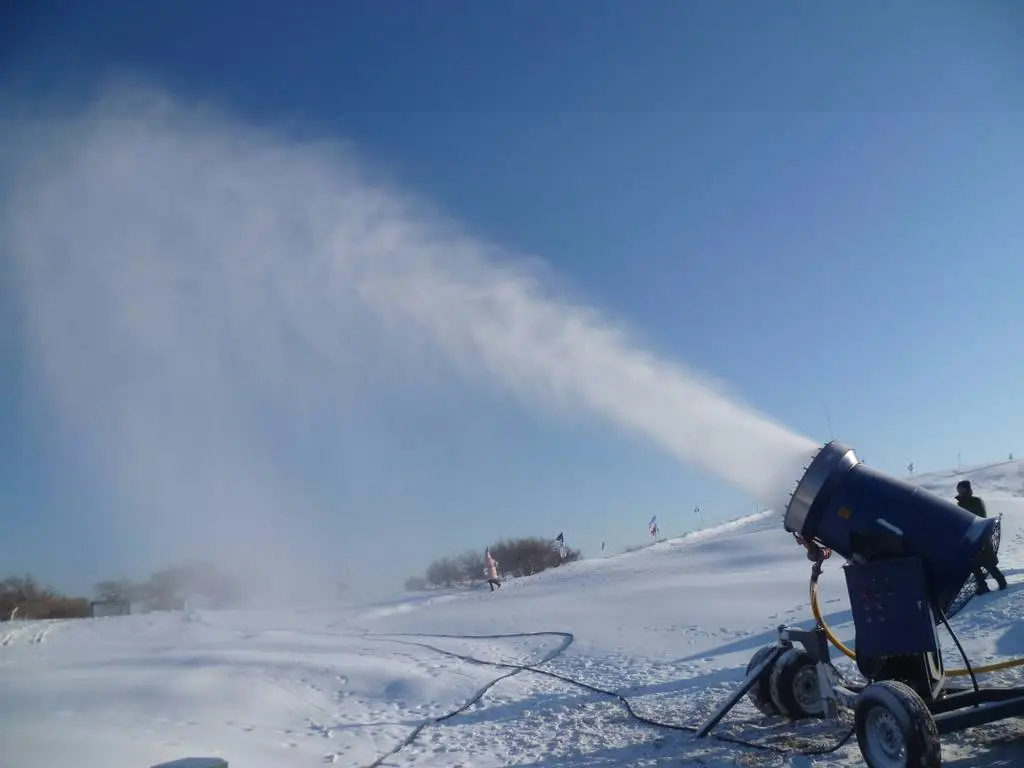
[4,460,1024,767]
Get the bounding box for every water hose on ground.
[353,628,854,766]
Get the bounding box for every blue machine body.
[784,442,996,612]
[844,556,940,659]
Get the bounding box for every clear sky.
[2,1,1023,598]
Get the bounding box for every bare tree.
[489,537,580,578]
[457,550,486,586]
[426,557,461,588]
[416,537,582,592]
[404,576,427,591]
[0,575,89,620]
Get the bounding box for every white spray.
[1,85,818,591]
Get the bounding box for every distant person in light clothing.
[956,480,1007,594]
[485,550,501,592]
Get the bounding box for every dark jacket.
[956,494,987,518]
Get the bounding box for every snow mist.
[1,86,818,594]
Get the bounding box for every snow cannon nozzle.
[782,439,997,612]
[783,441,859,538]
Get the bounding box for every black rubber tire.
[769,648,825,719]
[854,680,941,768]
[745,644,782,716]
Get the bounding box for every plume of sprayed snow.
[1,84,819,594]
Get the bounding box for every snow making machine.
[697,441,1024,767]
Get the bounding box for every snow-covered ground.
[4,459,1024,767]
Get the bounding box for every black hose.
[937,603,979,695]
[354,629,856,767]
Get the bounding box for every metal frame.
[696,623,1024,745]
[695,624,854,738]
[694,640,786,738]
[931,688,1024,734]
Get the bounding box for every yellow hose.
[809,573,1024,677]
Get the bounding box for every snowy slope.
[4,460,1024,767]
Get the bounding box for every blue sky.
[3,1,1024,597]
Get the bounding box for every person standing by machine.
[956,479,1007,593]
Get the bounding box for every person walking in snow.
[485,550,501,592]
[956,480,1007,593]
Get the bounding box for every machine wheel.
[854,680,940,768]
[769,648,825,719]
[745,645,782,716]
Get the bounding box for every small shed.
[90,598,131,618]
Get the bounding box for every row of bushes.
[0,576,91,620]
[93,560,242,611]
[407,536,581,591]
[0,560,244,622]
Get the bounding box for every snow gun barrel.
[782,440,996,611]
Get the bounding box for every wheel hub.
[793,665,822,714]
[865,708,907,767]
